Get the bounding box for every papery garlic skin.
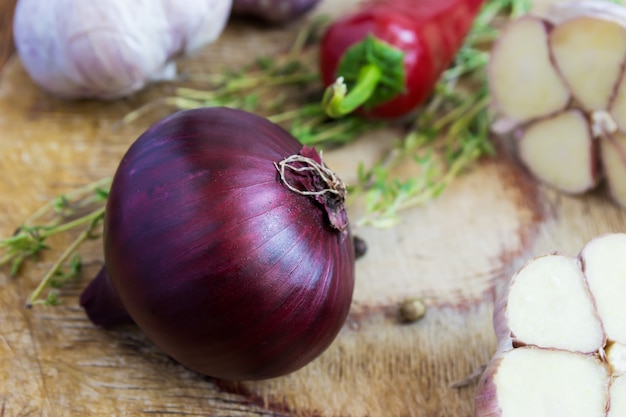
[13,0,232,100]
[160,0,233,54]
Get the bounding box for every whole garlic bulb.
[13,0,232,100]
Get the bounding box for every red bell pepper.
[320,0,485,119]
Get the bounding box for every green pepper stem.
[322,64,382,119]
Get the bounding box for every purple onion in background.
[231,0,322,24]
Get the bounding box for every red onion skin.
[81,107,355,381]
[80,266,133,326]
[231,0,321,24]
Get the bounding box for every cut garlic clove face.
[550,16,626,111]
[476,234,626,417]
[493,348,610,417]
[505,254,604,352]
[581,233,626,344]
[487,5,626,206]
[609,376,626,417]
[517,110,597,194]
[488,16,570,123]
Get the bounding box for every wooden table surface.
[0,0,17,70]
[1,1,626,416]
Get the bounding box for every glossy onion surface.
[82,107,355,380]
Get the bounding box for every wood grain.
[0,0,17,70]
[1,1,625,416]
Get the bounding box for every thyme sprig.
[353,94,492,228]
[25,211,103,308]
[1,178,111,305]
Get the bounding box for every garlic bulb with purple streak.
[13,0,232,99]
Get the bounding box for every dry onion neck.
[275,147,348,234]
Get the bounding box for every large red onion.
[80,107,355,380]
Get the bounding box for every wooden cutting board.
[1,0,625,416]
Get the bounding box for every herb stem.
[266,104,323,124]
[39,206,106,240]
[0,251,14,266]
[175,71,317,100]
[23,177,111,226]
[432,98,476,131]
[25,208,104,308]
[299,119,355,145]
[447,96,490,138]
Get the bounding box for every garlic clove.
[492,348,609,417]
[505,254,604,353]
[580,233,626,345]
